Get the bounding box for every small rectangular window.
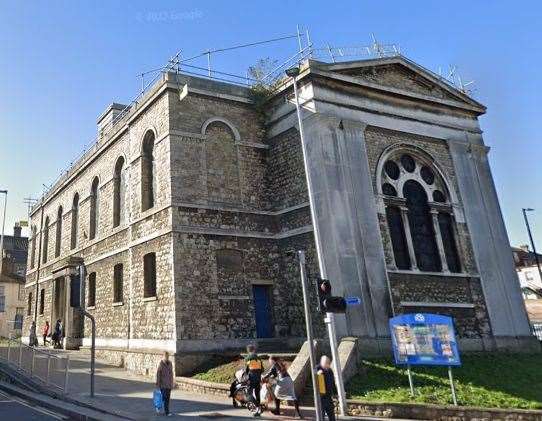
[39,288,45,315]
[27,292,33,316]
[88,272,96,308]
[113,264,123,304]
[143,253,156,298]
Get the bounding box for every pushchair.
[228,369,262,415]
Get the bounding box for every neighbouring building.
[23,55,539,376]
[512,245,542,299]
[0,224,28,338]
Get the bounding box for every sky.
[0,0,541,249]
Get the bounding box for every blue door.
[252,285,273,338]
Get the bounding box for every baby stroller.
[229,369,262,415]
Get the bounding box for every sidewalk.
[23,349,406,420]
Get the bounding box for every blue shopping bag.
[153,389,163,412]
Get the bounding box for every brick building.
[23,56,538,375]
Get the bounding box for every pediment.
[317,57,485,112]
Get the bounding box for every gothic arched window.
[89,177,99,240]
[113,156,126,227]
[71,193,79,250]
[379,149,461,273]
[55,206,62,257]
[141,131,155,212]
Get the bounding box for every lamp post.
[285,66,348,416]
[0,190,7,276]
[522,208,542,283]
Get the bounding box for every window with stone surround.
[39,288,45,315]
[42,216,50,264]
[113,264,123,304]
[113,156,126,227]
[143,252,156,298]
[71,193,79,250]
[379,148,461,274]
[89,177,99,240]
[141,131,156,212]
[27,292,32,316]
[87,272,96,308]
[55,206,63,257]
[0,286,5,312]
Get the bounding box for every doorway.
[252,285,273,338]
[53,277,66,325]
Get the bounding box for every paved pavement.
[0,389,68,420]
[3,346,412,420]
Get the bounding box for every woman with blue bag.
[155,351,174,416]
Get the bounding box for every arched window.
[113,156,126,227]
[42,217,50,264]
[141,131,155,212]
[89,177,99,240]
[403,180,441,272]
[71,193,79,250]
[55,206,63,257]
[30,226,36,269]
[379,149,461,273]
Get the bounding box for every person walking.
[156,351,174,416]
[244,344,263,417]
[53,319,62,349]
[42,321,50,346]
[29,321,38,347]
[316,356,337,421]
[263,355,303,418]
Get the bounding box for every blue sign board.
[389,313,461,366]
[345,296,362,306]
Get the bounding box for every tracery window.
[380,149,461,273]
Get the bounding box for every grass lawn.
[191,356,292,384]
[347,353,542,409]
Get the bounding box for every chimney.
[97,103,129,138]
[13,223,21,238]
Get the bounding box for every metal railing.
[0,336,70,393]
[532,324,542,341]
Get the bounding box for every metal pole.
[298,250,323,421]
[78,263,95,398]
[46,355,51,385]
[7,338,11,364]
[64,354,70,393]
[0,190,7,276]
[18,340,22,368]
[30,347,35,376]
[522,208,542,283]
[291,71,348,416]
[407,364,415,396]
[448,366,458,406]
[207,51,211,77]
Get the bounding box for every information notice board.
[389,313,461,366]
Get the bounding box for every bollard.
[46,355,51,385]
[64,355,70,393]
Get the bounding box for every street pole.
[78,264,95,398]
[287,67,348,416]
[522,208,542,284]
[0,190,7,276]
[298,250,323,421]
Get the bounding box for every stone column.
[301,113,392,345]
[448,135,536,350]
[399,206,418,271]
[430,209,449,273]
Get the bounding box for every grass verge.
[346,353,542,409]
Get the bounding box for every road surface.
[0,390,68,420]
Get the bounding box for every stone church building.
[23,55,538,374]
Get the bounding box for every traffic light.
[317,279,347,314]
